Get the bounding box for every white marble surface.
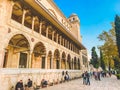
[41,75,120,90]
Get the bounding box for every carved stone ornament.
[31,38,34,42]
[8,28,11,33]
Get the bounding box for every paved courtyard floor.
[41,75,120,90]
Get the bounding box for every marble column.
[52,31,55,41]
[28,50,32,68]
[60,36,62,45]
[32,16,35,33]
[22,10,27,25]
[8,1,14,22]
[51,55,54,69]
[46,26,49,38]
[56,34,58,43]
[45,54,48,69]
[39,21,42,34]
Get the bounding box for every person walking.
[15,80,24,90]
[86,71,90,85]
[82,72,86,85]
[98,71,101,81]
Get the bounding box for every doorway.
[19,53,27,68]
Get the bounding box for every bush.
[116,74,120,79]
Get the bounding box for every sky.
[54,0,120,57]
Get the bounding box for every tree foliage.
[100,49,106,70]
[115,15,120,57]
[98,22,120,70]
[91,47,99,68]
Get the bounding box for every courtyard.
[41,75,120,90]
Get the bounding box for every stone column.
[39,21,42,34]
[66,40,68,48]
[64,39,66,47]
[65,40,67,48]
[66,40,67,48]
[52,31,55,41]
[32,17,35,34]
[59,53,62,69]
[45,54,48,69]
[46,26,49,38]
[63,38,64,46]
[60,36,61,45]
[73,45,74,52]
[8,1,14,22]
[67,41,69,49]
[28,50,32,68]
[0,48,5,68]
[56,34,58,43]
[51,55,54,69]
[73,45,74,51]
[22,10,27,25]
[70,43,71,50]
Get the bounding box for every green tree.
[91,47,99,68]
[115,15,120,57]
[100,49,106,70]
[98,23,119,70]
[114,57,120,70]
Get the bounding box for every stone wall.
[0,69,82,90]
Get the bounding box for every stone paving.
[41,75,120,90]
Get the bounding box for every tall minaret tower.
[68,13,82,42]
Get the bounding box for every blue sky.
[54,0,120,56]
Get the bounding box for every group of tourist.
[82,71,90,85]
[15,79,32,90]
[15,71,70,90]
[93,71,101,81]
[15,78,49,90]
[82,70,115,86]
[15,70,115,89]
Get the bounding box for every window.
[42,57,45,69]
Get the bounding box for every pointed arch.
[61,52,66,69]
[3,34,30,68]
[54,49,60,69]
[32,42,46,68]
[47,51,52,69]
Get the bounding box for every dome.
[69,13,78,18]
[68,13,80,23]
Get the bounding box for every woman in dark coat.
[15,80,24,90]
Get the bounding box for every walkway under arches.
[3,34,30,68]
[32,42,46,68]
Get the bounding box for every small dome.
[68,13,80,23]
[69,13,78,17]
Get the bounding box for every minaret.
[68,13,82,42]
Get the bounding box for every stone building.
[0,0,88,89]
